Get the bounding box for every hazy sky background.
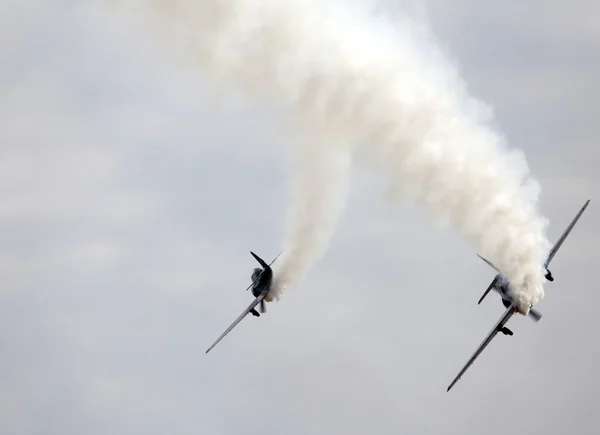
[1,1,598,434]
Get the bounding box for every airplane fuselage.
[492,274,513,308]
[492,267,553,308]
[250,267,272,298]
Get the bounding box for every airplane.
[205,251,281,354]
[447,199,590,392]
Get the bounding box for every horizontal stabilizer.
[478,276,499,305]
[477,254,500,272]
[251,251,269,269]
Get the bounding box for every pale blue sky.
[1,1,598,434]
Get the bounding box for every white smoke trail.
[113,0,550,313]
[269,133,352,301]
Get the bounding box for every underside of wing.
[545,199,590,267]
[205,293,266,354]
[447,304,516,392]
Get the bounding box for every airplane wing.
[205,292,267,354]
[544,199,590,268]
[447,304,517,392]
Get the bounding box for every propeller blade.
[528,308,542,322]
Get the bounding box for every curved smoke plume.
[113,0,550,314]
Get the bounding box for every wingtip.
[446,386,451,392]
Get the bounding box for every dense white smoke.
[113,0,550,313]
[270,133,352,301]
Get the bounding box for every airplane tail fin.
[251,251,283,270]
[250,251,270,269]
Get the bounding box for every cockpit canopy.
[251,268,262,282]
